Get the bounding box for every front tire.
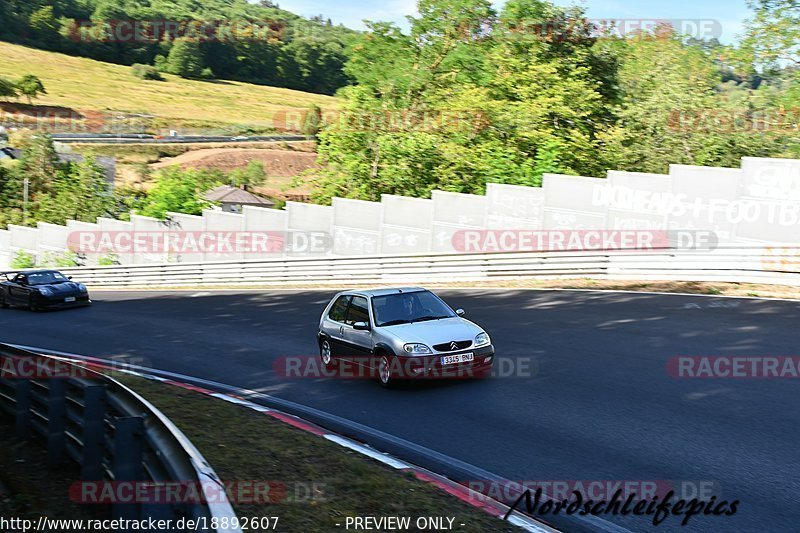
[378,355,394,388]
[320,339,336,370]
[28,295,39,312]
[0,294,8,309]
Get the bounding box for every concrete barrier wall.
[431,191,487,253]
[380,195,434,254]
[130,215,167,265]
[331,198,382,256]
[286,201,333,257]
[1,156,798,267]
[243,205,288,260]
[202,210,245,262]
[96,217,134,265]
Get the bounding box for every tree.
[165,38,205,78]
[594,29,781,173]
[313,0,612,203]
[28,6,60,46]
[15,133,61,195]
[0,77,17,100]
[741,0,799,70]
[16,75,47,104]
[136,167,223,219]
[229,161,267,188]
[36,156,114,224]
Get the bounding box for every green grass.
[0,375,520,531]
[121,376,521,532]
[0,42,337,131]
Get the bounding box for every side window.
[328,296,351,323]
[344,296,370,326]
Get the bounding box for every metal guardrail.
[0,344,241,533]
[53,247,800,288]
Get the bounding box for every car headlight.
[403,343,432,355]
[38,288,53,297]
[475,332,491,347]
[77,283,88,293]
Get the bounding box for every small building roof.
[203,185,275,207]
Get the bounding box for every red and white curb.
[9,344,553,533]
[144,373,553,533]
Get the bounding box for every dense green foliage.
[0,74,47,102]
[15,74,47,103]
[0,0,356,94]
[0,134,271,228]
[0,134,116,228]
[2,0,798,221]
[313,0,799,203]
[134,161,267,219]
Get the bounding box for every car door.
[8,275,30,305]
[322,295,351,359]
[341,296,374,367]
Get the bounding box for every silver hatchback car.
[317,288,495,387]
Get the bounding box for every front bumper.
[34,293,92,309]
[389,344,495,380]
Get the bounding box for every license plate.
[441,353,474,365]
[64,297,76,303]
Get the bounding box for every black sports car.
[0,270,91,311]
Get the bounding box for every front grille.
[433,340,473,352]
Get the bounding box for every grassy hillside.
[0,42,338,132]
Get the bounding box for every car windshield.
[26,272,68,285]
[372,291,456,327]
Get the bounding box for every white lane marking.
[506,514,560,533]
[209,392,271,412]
[323,435,411,470]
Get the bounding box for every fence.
[1,156,798,270]
[0,344,241,533]
[50,246,800,288]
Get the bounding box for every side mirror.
[68,276,73,280]
[353,322,371,331]
[456,309,465,317]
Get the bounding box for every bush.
[10,250,36,269]
[38,251,80,267]
[98,254,119,266]
[132,64,164,81]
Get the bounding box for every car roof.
[344,287,428,298]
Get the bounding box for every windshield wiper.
[379,319,412,327]
[412,315,449,323]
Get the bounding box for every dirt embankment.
[150,147,318,200]
[152,147,318,175]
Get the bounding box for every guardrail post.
[13,379,30,439]
[80,384,106,480]
[46,379,66,465]
[112,416,144,523]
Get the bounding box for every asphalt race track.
[1,289,798,532]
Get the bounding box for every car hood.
[380,317,483,346]
[35,282,83,294]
